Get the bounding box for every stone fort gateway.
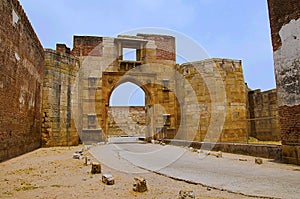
[0,0,299,166]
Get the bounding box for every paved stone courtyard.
[91,137,300,199]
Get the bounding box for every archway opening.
[108,82,147,137]
[110,82,145,106]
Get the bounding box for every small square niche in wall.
[12,9,19,25]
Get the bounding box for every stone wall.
[0,0,44,161]
[72,36,115,143]
[66,34,248,143]
[107,106,146,136]
[164,139,282,160]
[71,34,179,143]
[179,59,247,143]
[267,0,300,164]
[137,34,176,61]
[72,36,103,57]
[248,89,280,141]
[41,45,79,147]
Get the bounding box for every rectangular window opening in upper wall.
[123,48,137,61]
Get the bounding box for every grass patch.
[50,184,62,188]
[248,137,281,145]
[14,185,38,191]
[2,191,13,195]
[14,181,39,192]
[9,167,36,175]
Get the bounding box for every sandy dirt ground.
[0,146,256,199]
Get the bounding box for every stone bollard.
[255,158,263,164]
[102,174,115,185]
[179,190,195,199]
[83,156,91,166]
[83,156,87,165]
[91,162,101,174]
[133,177,147,192]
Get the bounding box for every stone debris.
[188,147,198,153]
[151,140,160,144]
[255,158,263,164]
[133,177,147,192]
[91,162,101,174]
[102,174,115,185]
[192,148,198,153]
[239,158,248,161]
[72,152,81,159]
[215,151,222,158]
[76,150,83,154]
[84,156,91,166]
[204,151,222,158]
[179,190,195,199]
[82,145,91,151]
[73,149,84,159]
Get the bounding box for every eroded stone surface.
[91,162,101,174]
[133,177,147,192]
[0,0,44,162]
[102,174,115,185]
[179,190,195,199]
[268,0,300,165]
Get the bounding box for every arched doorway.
[107,82,147,137]
[101,72,156,140]
[109,82,145,106]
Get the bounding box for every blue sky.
[19,0,275,105]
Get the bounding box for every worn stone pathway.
[90,137,300,199]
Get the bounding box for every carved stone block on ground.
[102,174,115,185]
[216,151,222,158]
[179,190,195,199]
[84,156,91,166]
[255,158,263,164]
[91,162,101,174]
[73,153,81,159]
[133,177,147,192]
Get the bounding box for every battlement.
[44,48,79,67]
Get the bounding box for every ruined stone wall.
[70,34,179,143]
[45,33,249,144]
[107,106,146,136]
[72,36,103,57]
[179,59,247,142]
[72,36,113,143]
[248,89,280,141]
[137,34,176,62]
[268,0,300,164]
[0,0,43,161]
[42,45,79,147]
